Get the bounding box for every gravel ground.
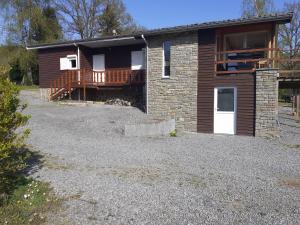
[20,90,300,225]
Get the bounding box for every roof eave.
[143,13,293,37]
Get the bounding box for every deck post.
[83,69,86,101]
[68,71,71,100]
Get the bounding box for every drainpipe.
[73,43,80,70]
[141,34,149,114]
[73,42,81,100]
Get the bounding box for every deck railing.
[215,48,300,75]
[50,68,145,100]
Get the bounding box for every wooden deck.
[50,68,145,100]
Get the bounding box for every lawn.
[0,177,61,225]
[17,85,39,91]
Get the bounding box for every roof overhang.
[26,36,144,50]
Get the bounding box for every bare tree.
[278,2,300,71]
[54,0,104,39]
[241,0,274,17]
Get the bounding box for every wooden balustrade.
[215,48,300,75]
[50,68,145,100]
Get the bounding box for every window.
[217,88,235,112]
[60,55,77,70]
[223,32,268,71]
[163,41,171,78]
[131,51,144,70]
[225,32,268,51]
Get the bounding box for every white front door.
[214,87,237,134]
[93,54,105,82]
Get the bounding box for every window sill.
[162,76,170,79]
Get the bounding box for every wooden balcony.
[215,48,300,75]
[50,68,145,100]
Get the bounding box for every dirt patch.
[280,178,300,189]
[43,155,74,171]
[97,166,206,188]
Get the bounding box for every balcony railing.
[215,48,300,76]
[50,68,145,100]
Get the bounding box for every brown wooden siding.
[197,29,255,136]
[38,46,77,88]
[38,44,145,88]
[80,44,145,70]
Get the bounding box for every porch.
[49,68,145,101]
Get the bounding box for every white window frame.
[60,54,78,70]
[162,41,171,78]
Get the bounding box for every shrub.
[169,130,177,137]
[0,64,31,204]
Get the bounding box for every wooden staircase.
[50,69,82,101]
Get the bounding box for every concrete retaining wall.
[40,88,50,101]
[124,119,175,137]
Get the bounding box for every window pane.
[165,66,170,76]
[163,41,171,76]
[71,59,76,68]
[217,88,234,112]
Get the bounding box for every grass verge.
[16,85,39,91]
[0,177,61,225]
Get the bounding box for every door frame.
[213,86,237,134]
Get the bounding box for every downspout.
[74,42,81,100]
[74,43,80,70]
[141,34,149,114]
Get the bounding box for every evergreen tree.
[98,0,143,36]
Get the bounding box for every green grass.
[278,101,292,107]
[16,85,39,90]
[0,178,61,225]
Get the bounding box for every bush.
[0,65,31,204]
[169,130,177,137]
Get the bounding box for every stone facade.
[255,69,279,136]
[147,32,198,132]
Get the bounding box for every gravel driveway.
[21,90,300,225]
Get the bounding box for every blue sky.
[124,0,294,29]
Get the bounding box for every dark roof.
[143,12,293,36]
[27,12,293,49]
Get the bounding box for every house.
[27,13,293,136]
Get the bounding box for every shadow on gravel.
[0,147,44,204]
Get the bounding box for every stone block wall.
[255,69,279,136]
[147,32,198,132]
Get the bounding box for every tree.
[0,0,62,85]
[241,0,274,17]
[98,0,143,36]
[0,65,30,202]
[54,0,104,39]
[278,2,300,71]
